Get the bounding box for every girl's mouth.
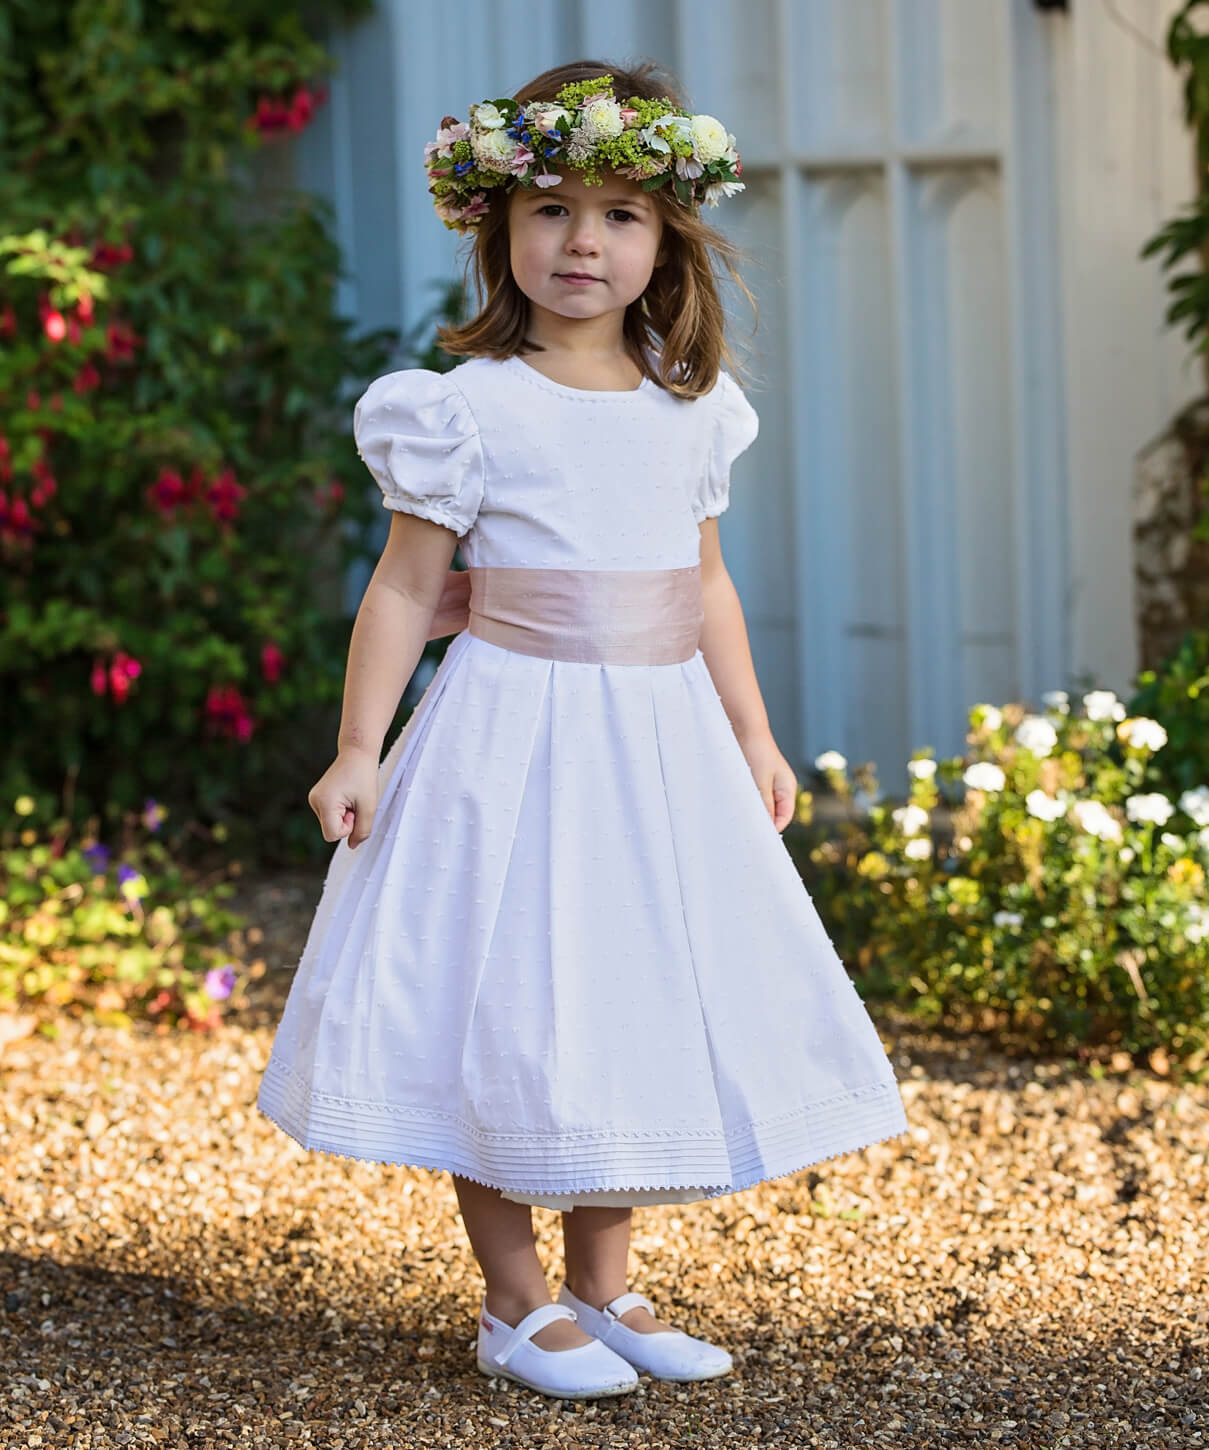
[556,273,600,285]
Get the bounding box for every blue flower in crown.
[422,74,745,235]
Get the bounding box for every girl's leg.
[561,1205,679,1334]
[451,1175,592,1350]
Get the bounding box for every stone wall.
[1133,396,1209,671]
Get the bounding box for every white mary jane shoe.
[557,1285,733,1382]
[475,1299,639,1400]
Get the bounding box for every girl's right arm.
[308,511,459,847]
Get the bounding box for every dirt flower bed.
[1,870,1207,1449]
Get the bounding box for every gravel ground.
[2,869,1208,1450]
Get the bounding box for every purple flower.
[83,842,111,872]
[204,964,237,1000]
[142,798,165,832]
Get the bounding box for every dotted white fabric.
[257,355,910,1205]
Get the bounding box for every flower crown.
[423,74,745,234]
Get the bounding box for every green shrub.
[1128,627,1209,794]
[791,689,1209,1075]
[0,1,400,869]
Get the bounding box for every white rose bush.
[792,689,1209,1073]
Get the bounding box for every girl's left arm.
[698,518,798,832]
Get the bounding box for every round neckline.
[505,354,653,398]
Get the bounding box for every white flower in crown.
[703,179,746,206]
[1014,714,1058,758]
[1180,785,1209,827]
[472,127,520,173]
[576,94,625,141]
[691,114,731,164]
[471,102,507,130]
[1125,793,1175,826]
[963,761,1005,792]
[641,113,695,154]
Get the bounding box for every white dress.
[256,353,910,1209]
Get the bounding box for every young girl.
[258,59,909,1401]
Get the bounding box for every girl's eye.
[537,205,637,223]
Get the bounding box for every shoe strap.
[494,1303,578,1367]
[604,1291,655,1322]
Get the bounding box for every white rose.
[1083,689,1125,723]
[907,758,937,780]
[1179,786,1209,827]
[1014,715,1058,758]
[892,804,930,836]
[472,102,507,131]
[1125,793,1175,826]
[691,114,730,163]
[1118,716,1168,752]
[471,128,518,173]
[1026,790,1067,822]
[1185,903,1209,944]
[963,762,1005,792]
[1071,799,1122,841]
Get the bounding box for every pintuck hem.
[255,1058,910,1200]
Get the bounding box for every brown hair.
[434,58,759,400]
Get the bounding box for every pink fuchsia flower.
[73,362,101,395]
[204,964,237,1000]
[105,320,139,361]
[205,685,255,743]
[148,467,189,518]
[108,651,141,704]
[40,306,66,343]
[90,241,134,270]
[204,467,247,526]
[90,658,108,696]
[77,292,94,324]
[260,642,285,683]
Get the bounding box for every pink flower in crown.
[425,118,470,162]
[675,154,704,181]
[619,107,640,128]
[509,142,536,175]
[534,172,564,189]
[460,192,491,221]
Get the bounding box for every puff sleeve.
[693,368,760,523]
[353,368,484,537]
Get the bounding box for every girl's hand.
[736,728,798,833]
[308,747,381,848]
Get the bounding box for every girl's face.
[507,167,665,332]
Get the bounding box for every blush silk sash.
[425,565,703,665]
